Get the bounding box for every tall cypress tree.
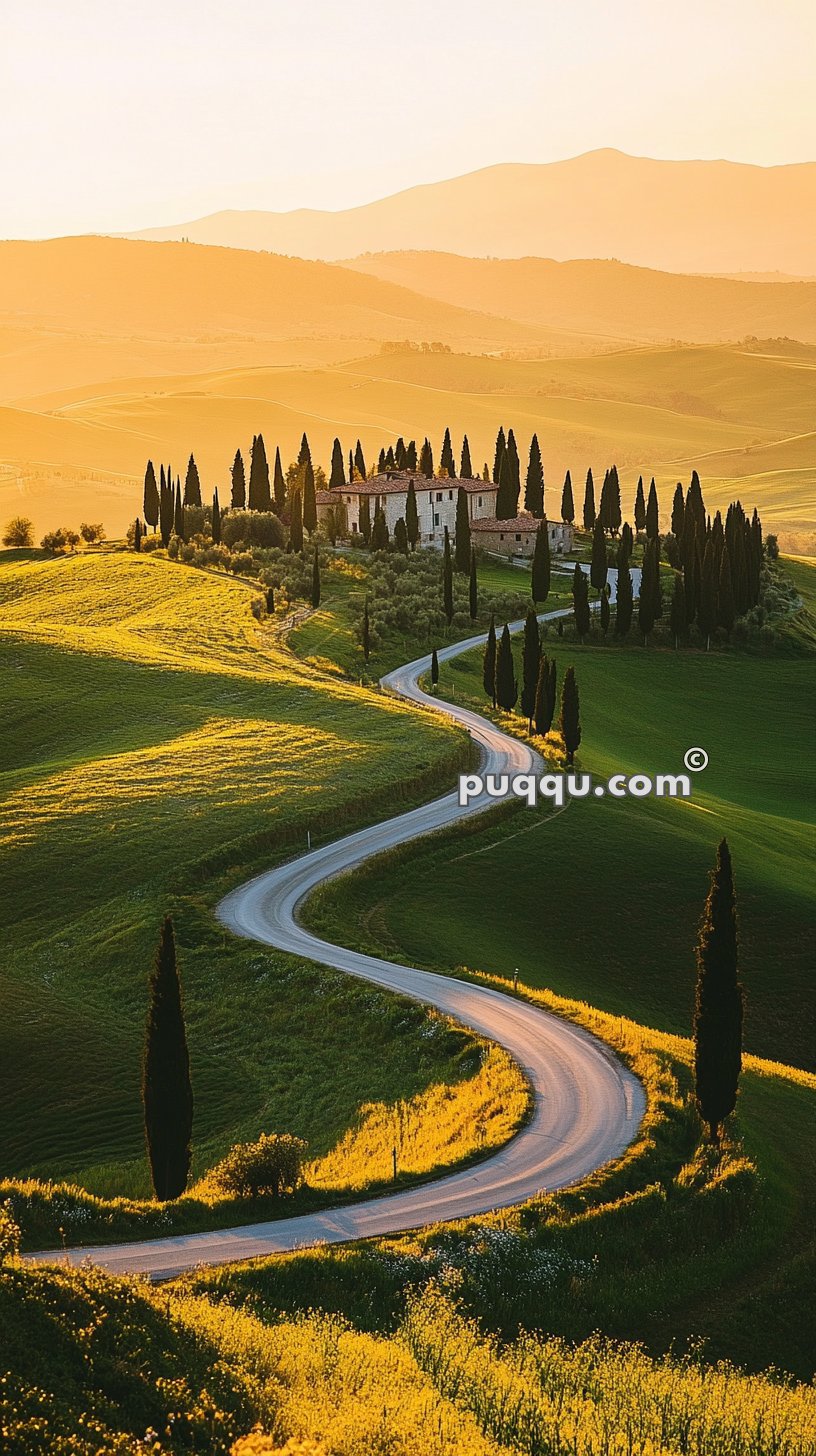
[533,653,554,735]
[395,437,407,470]
[159,476,174,546]
[492,426,506,485]
[638,538,658,643]
[686,469,706,540]
[134,518,142,553]
[698,538,718,648]
[405,439,418,471]
[469,547,478,619]
[289,489,303,553]
[634,476,646,536]
[211,488,221,545]
[311,546,321,608]
[572,563,591,641]
[348,447,355,485]
[371,506,389,550]
[590,517,608,594]
[671,482,685,540]
[693,839,743,1143]
[615,544,633,638]
[717,541,735,633]
[442,526,454,625]
[669,571,686,647]
[454,486,471,571]
[646,478,659,541]
[619,521,634,563]
[419,438,434,478]
[377,447,386,474]
[506,430,521,514]
[524,433,544,517]
[495,624,518,711]
[460,435,473,479]
[142,916,193,1202]
[495,452,515,520]
[583,468,596,531]
[561,469,574,525]
[184,453,201,507]
[560,665,581,765]
[384,445,396,472]
[329,438,345,489]
[483,613,497,706]
[406,479,420,549]
[354,439,367,481]
[298,432,312,469]
[531,519,551,605]
[231,449,246,510]
[249,434,272,511]
[359,495,371,545]
[394,517,409,554]
[521,607,541,726]
[273,446,286,513]
[607,464,622,535]
[303,459,317,534]
[599,585,610,635]
[144,461,159,532]
[440,427,456,478]
[174,482,185,540]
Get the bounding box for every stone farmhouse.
[316,470,497,547]
[470,513,574,558]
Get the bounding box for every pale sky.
[2,0,814,238]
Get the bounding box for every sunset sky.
[3,0,815,238]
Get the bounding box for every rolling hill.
[126,150,816,274]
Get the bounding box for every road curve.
[34,607,645,1279]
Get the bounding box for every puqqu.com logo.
[459,750,709,809]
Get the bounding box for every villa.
[316,470,498,546]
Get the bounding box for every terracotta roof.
[470,513,547,532]
[316,472,495,499]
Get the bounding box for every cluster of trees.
[2,517,106,553]
[482,609,581,763]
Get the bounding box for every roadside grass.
[306,604,815,1071]
[0,552,488,1208]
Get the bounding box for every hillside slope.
[126,150,816,274]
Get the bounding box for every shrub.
[222,510,286,551]
[2,516,34,548]
[79,522,105,544]
[41,527,80,554]
[0,1200,21,1262]
[210,1133,307,1199]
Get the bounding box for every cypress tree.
[248,433,271,511]
[533,653,554,735]
[469,547,478,619]
[646,477,659,541]
[671,482,685,539]
[174,482,185,540]
[329,438,345,489]
[394,516,409,554]
[211,488,221,545]
[560,665,581,765]
[405,439,418,471]
[419,438,434,478]
[311,546,321,608]
[495,452,515,520]
[159,476,174,546]
[590,516,608,594]
[298,432,312,469]
[273,446,286,513]
[561,469,574,524]
[572,563,591,641]
[483,613,497,706]
[359,495,371,545]
[231,449,246,510]
[289,489,303,552]
[495,624,518,711]
[652,534,663,619]
[266,585,275,614]
[385,445,397,472]
[619,520,634,563]
[634,476,646,536]
[506,429,520,511]
[144,460,159,532]
[377,447,387,474]
[184,453,201,507]
[686,469,706,540]
[440,427,456,478]
[693,839,743,1143]
[142,916,193,1202]
[354,439,367,481]
[607,465,622,535]
[134,518,142,553]
[454,486,471,571]
[583,468,596,531]
[718,542,735,633]
[371,506,389,551]
[638,538,657,643]
[698,538,718,648]
[615,545,633,638]
[302,459,317,534]
[521,607,541,726]
[406,479,419,549]
[669,571,686,647]
[431,648,439,688]
[599,585,610,635]
[460,434,473,479]
[442,527,454,624]
[362,596,370,661]
[348,447,355,484]
[492,426,506,485]
[395,437,406,470]
[524,433,544,517]
[531,518,551,605]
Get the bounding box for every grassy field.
[0,550,488,1206]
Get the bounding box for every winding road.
[33,605,645,1279]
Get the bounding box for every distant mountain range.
[125,150,816,275]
